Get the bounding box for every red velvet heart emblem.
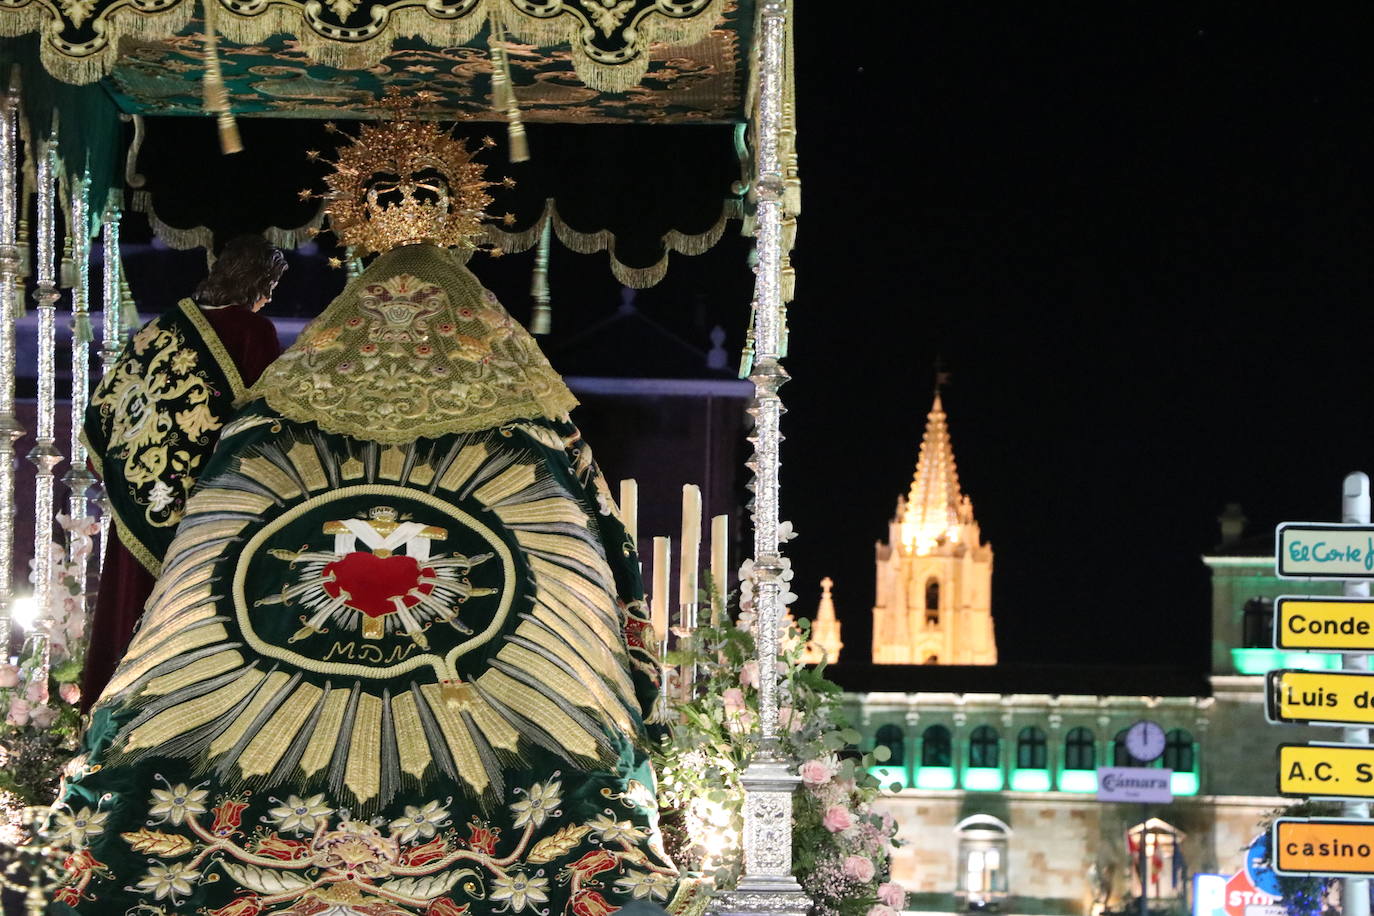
[323,551,436,618]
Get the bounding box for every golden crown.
[314,95,512,257]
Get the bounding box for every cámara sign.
[1276,523,1374,579]
[1273,817,1374,877]
[1274,596,1374,651]
[1095,766,1173,803]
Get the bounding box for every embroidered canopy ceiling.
[0,0,793,289]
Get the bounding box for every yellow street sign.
[1276,597,1374,651]
[1278,743,1374,799]
[1266,669,1374,726]
[1274,818,1374,876]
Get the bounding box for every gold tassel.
[737,304,756,379]
[201,0,242,154]
[59,234,75,289]
[529,220,552,334]
[489,17,529,163]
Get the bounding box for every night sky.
[106,5,1374,674]
[779,3,1374,671]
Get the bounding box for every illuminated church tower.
[871,392,996,665]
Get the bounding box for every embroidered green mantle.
[51,250,701,916]
[81,298,248,574]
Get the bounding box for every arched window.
[956,816,1011,902]
[1064,727,1096,770]
[969,726,1000,768]
[1163,729,1195,772]
[1016,726,1047,769]
[1242,597,1274,649]
[1113,729,1151,767]
[875,724,906,767]
[921,725,952,767]
[925,579,940,626]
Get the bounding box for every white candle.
[710,514,728,625]
[679,484,701,609]
[652,536,670,642]
[619,478,638,549]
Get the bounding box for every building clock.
[1125,720,1166,763]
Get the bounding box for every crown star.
[319,92,500,256]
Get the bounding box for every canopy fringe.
[129,189,324,252]
[6,0,724,93]
[481,196,743,289]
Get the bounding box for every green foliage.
[1254,800,1341,916]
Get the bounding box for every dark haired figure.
[77,235,286,710]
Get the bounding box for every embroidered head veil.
[242,244,577,443]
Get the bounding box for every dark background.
[102,4,1374,674]
[779,2,1374,672]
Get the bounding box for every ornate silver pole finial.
[64,173,98,604]
[26,137,62,684]
[95,192,123,574]
[0,80,25,655]
[721,1,809,914]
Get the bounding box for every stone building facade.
[820,399,1335,915]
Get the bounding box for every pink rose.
[740,660,759,689]
[723,687,747,716]
[0,664,18,688]
[822,804,853,833]
[778,705,805,732]
[799,757,836,788]
[29,704,58,728]
[24,677,48,704]
[843,854,876,882]
[878,882,906,909]
[6,697,29,726]
[868,906,897,916]
[59,683,81,705]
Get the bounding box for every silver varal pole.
[0,81,24,656]
[26,138,62,682]
[1342,471,1371,916]
[95,193,122,575]
[64,173,98,601]
[722,0,809,913]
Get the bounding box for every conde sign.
[1284,614,1372,636]
[1286,538,1374,571]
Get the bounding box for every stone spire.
[899,392,974,555]
[803,576,843,665]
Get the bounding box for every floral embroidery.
[86,303,233,536]
[390,800,452,844]
[492,870,552,913]
[51,804,109,848]
[266,793,334,834]
[53,772,679,915]
[511,779,562,829]
[148,780,210,825]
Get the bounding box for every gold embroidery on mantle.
[243,244,578,444]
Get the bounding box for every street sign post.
[1265,668,1374,727]
[1274,596,1374,651]
[1222,869,1277,916]
[1277,523,1374,579]
[1273,817,1374,877]
[1272,475,1374,916]
[1278,743,1374,800]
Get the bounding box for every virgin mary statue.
[47,112,699,916]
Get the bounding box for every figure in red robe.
[78,235,286,710]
